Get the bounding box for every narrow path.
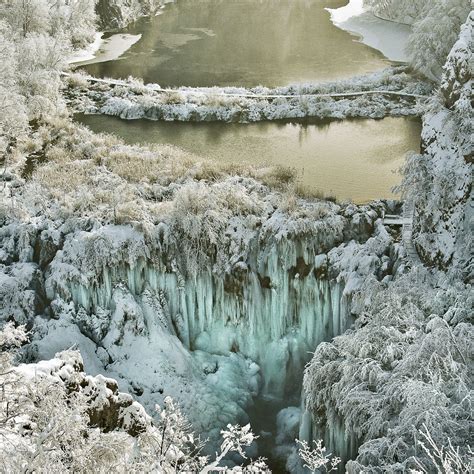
[62,72,428,100]
[401,198,422,266]
[383,198,422,266]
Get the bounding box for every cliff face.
[96,0,164,30]
[409,13,473,276]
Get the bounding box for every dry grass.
[34,160,96,194]
[66,72,90,89]
[160,90,185,105]
[294,183,338,203]
[260,165,298,190]
[19,117,341,228]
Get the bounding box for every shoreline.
[68,33,142,66]
[67,4,169,66]
[326,0,411,63]
[67,32,104,64]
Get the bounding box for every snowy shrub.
[260,165,298,190]
[297,439,341,473]
[303,269,473,472]
[0,324,268,473]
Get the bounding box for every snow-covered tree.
[0,22,29,156]
[406,0,471,80]
[0,0,51,37]
[365,0,471,80]
[303,269,473,472]
[364,0,425,24]
[398,13,472,274]
[49,0,97,48]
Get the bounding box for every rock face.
[409,13,473,276]
[96,0,163,30]
[96,0,123,29]
[17,350,152,437]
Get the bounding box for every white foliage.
[0,324,268,473]
[303,269,473,472]
[296,439,341,473]
[413,424,473,474]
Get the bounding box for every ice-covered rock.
[16,349,153,436]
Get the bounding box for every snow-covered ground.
[327,0,412,62]
[68,33,142,66]
[1,0,472,471]
[67,33,104,64]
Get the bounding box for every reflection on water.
[84,0,390,87]
[77,114,421,203]
[80,0,419,203]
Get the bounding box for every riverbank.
[68,32,142,66]
[327,0,412,62]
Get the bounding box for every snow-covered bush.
[1,323,268,473]
[303,269,473,472]
[297,439,341,473]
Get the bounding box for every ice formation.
[42,207,387,401]
[1,184,395,455]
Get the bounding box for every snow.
[69,33,142,66]
[0,174,393,457]
[327,0,412,63]
[65,67,431,123]
[1,2,471,467]
[67,32,103,64]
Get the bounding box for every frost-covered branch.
[296,439,341,473]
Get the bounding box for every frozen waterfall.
[49,234,353,400]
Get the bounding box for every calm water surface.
[79,0,420,203]
[77,114,421,203]
[84,0,390,87]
